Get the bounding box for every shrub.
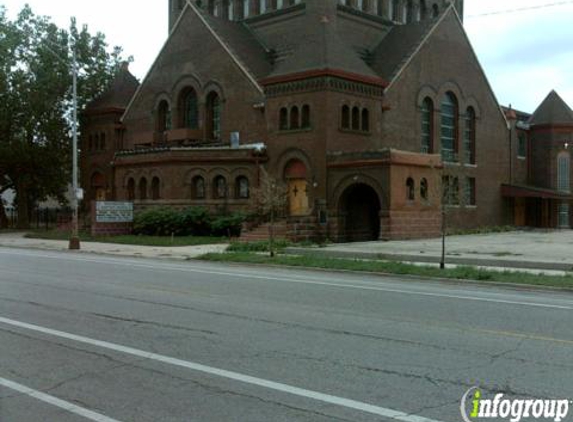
[133,207,182,236]
[180,207,212,236]
[211,213,246,237]
[133,207,245,238]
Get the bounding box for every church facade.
[81,0,572,242]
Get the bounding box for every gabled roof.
[86,63,139,111]
[529,90,573,126]
[123,0,266,121]
[200,10,272,80]
[370,18,437,82]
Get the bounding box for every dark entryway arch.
[339,183,381,242]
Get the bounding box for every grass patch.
[227,240,292,253]
[25,230,227,247]
[198,252,573,289]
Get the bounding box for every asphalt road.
[1,247,572,422]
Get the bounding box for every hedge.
[133,207,245,238]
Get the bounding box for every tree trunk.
[16,181,30,229]
[0,202,7,229]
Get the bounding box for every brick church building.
[81,0,572,242]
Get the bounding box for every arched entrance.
[339,183,381,242]
[284,159,310,216]
[91,172,106,201]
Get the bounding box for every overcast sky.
[3,0,573,113]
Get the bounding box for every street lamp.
[44,40,81,250]
[68,48,81,250]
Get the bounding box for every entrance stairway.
[239,219,288,242]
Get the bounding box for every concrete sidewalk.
[287,230,573,273]
[0,232,228,260]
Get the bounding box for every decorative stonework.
[265,76,385,98]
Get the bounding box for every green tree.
[0,5,128,228]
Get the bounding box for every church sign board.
[91,201,134,236]
[95,201,134,223]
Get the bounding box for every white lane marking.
[1,248,572,311]
[0,316,444,422]
[0,377,122,422]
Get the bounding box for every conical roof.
[529,90,573,126]
[87,63,140,111]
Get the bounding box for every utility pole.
[69,47,81,250]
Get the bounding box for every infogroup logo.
[460,387,570,422]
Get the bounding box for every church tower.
[168,0,185,33]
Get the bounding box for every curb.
[195,254,573,294]
[285,247,573,273]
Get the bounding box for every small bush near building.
[133,207,245,238]
[180,207,212,236]
[211,213,245,237]
[133,207,182,236]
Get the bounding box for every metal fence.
[4,207,73,230]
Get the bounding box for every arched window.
[157,100,171,132]
[192,176,206,199]
[100,133,106,150]
[452,177,459,205]
[279,107,289,130]
[151,177,161,200]
[441,92,458,162]
[392,0,401,21]
[301,105,311,129]
[432,3,439,18]
[420,178,428,201]
[214,175,227,199]
[352,106,360,130]
[341,105,350,129]
[557,153,571,192]
[406,178,415,201]
[182,89,199,129]
[421,97,433,153]
[88,135,93,151]
[236,176,250,199]
[95,134,100,151]
[361,108,370,132]
[206,92,221,139]
[290,106,300,129]
[558,153,570,227]
[127,178,135,201]
[139,177,148,200]
[518,133,527,158]
[464,107,476,164]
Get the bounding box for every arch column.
[249,0,260,16]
